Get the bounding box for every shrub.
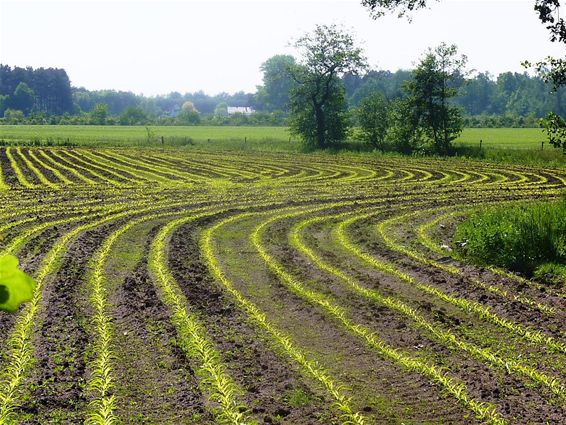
[454,198,566,278]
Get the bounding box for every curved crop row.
[335,213,566,355]
[249,208,506,424]
[201,212,368,425]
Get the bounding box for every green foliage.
[288,24,367,149]
[0,255,36,312]
[90,103,109,125]
[386,98,424,153]
[284,388,312,408]
[356,92,390,148]
[256,55,296,112]
[119,107,148,125]
[11,83,35,115]
[539,111,566,151]
[454,198,566,277]
[176,109,201,125]
[214,102,228,117]
[289,78,349,149]
[404,43,467,154]
[533,262,566,287]
[3,109,25,124]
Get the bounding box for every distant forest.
[1,64,565,126]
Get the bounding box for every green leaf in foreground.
[0,255,36,313]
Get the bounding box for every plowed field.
[0,146,564,424]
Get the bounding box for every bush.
[533,263,566,288]
[454,198,566,278]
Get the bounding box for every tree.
[90,103,108,125]
[3,109,25,124]
[404,43,467,154]
[119,106,147,125]
[175,101,201,125]
[357,93,390,149]
[256,55,297,112]
[214,102,228,117]
[288,24,367,149]
[181,101,197,113]
[11,82,35,115]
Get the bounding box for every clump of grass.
[454,198,566,282]
[285,388,312,408]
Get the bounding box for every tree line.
[1,62,564,127]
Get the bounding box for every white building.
[227,106,255,115]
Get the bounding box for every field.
[0,145,565,424]
[0,126,295,150]
[0,125,551,151]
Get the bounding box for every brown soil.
[168,219,330,424]
[109,223,213,424]
[19,224,111,423]
[208,212,477,424]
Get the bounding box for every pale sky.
[1,0,564,95]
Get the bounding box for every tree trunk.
[314,103,326,148]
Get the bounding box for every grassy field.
[0,146,564,423]
[0,125,295,150]
[454,128,547,150]
[0,125,549,149]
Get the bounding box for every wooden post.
[541,141,544,151]
[161,136,164,146]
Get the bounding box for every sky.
[1,0,565,96]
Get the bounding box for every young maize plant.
[336,213,566,355]
[0,205,138,421]
[37,149,97,185]
[82,150,171,185]
[132,153,216,184]
[28,149,73,186]
[250,209,506,425]
[5,147,34,189]
[61,150,136,186]
[0,159,7,191]
[102,151,196,184]
[289,211,566,404]
[200,213,367,425]
[0,198,203,421]
[16,147,58,189]
[49,149,119,185]
[149,212,254,424]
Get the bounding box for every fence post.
[541,141,544,151]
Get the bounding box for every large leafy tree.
[256,55,296,112]
[288,24,367,149]
[404,43,467,154]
